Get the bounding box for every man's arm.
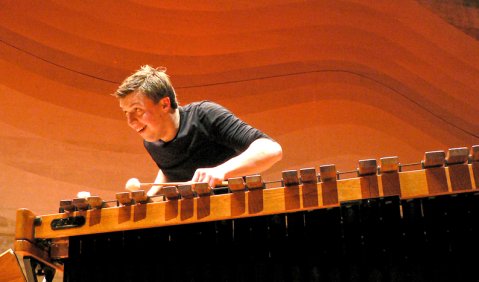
[146,169,168,197]
[192,138,283,187]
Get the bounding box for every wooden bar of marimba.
[14,145,479,282]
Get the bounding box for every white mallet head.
[125,178,141,192]
[76,191,91,199]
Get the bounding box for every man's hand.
[192,168,226,188]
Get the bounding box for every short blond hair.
[114,65,178,108]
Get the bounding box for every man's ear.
[160,97,171,109]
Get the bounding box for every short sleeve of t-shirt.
[195,101,271,151]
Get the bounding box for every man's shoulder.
[182,100,225,116]
[183,100,220,110]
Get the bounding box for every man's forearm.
[218,138,283,179]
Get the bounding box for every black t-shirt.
[144,101,271,181]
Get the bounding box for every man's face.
[119,91,171,142]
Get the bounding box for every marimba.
[14,145,479,282]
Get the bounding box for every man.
[114,65,283,196]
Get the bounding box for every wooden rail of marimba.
[14,145,479,281]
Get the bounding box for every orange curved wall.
[1,0,479,251]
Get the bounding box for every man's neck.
[162,108,180,142]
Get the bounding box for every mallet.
[125,177,228,192]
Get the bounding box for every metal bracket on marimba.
[50,216,86,230]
